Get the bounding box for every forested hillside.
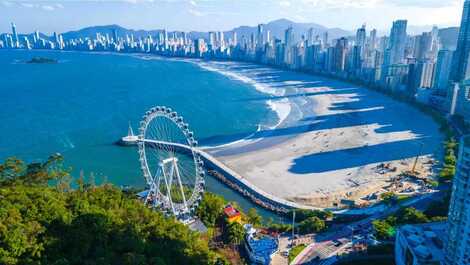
[0,155,221,265]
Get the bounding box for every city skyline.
[0,0,466,34]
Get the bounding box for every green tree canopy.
[372,220,396,240]
[0,156,218,265]
[298,216,326,234]
[396,207,429,224]
[196,192,225,227]
[226,222,245,245]
[246,208,262,227]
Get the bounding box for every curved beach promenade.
[144,139,318,211]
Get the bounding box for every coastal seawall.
[148,140,317,212]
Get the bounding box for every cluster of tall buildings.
[3,6,470,121]
[1,23,65,50]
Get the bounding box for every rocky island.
[26,57,58,64]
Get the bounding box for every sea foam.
[195,61,291,127]
[193,61,293,149]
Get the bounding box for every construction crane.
[411,142,425,175]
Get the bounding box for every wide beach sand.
[199,61,443,208]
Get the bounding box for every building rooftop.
[223,205,241,218]
[398,222,446,264]
[245,230,279,265]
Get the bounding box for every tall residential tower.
[451,0,470,82]
[11,22,19,48]
[388,20,408,65]
[445,135,470,265]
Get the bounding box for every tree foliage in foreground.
[246,208,263,227]
[440,139,458,181]
[196,192,226,228]
[372,207,434,240]
[298,216,326,234]
[0,156,219,265]
[225,222,245,245]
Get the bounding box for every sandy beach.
[198,61,443,209]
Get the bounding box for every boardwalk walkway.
[142,139,318,211]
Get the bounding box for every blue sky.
[0,0,465,34]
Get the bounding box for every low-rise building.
[395,222,446,265]
[244,224,279,265]
[223,204,242,223]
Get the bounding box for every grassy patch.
[396,194,411,202]
[288,244,307,263]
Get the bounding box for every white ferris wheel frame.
[137,106,205,218]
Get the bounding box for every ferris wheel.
[138,106,205,218]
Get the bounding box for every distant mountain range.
[231,19,352,42]
[2,18,460,50]
[54,19,352,43]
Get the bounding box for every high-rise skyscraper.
[34,30,40,44]
[451,0,470,82]
[334,37,348,72]
[430,26,440,58]
[322,31,329,48]
[218,31,225,47]
[113,28,118,43]
[208,32,216,48]
[369,29,377,51]
[284,26,294,65]
[445,135,470,265]
[414,32,433,61]
[388,20,408,65]
[284,26,293,48]
[433,49,453,93]
[307,28,315,46]
[11,22,19,48]
[232,31,237,46]
[356,24,366,56]
[257,24,264,48]
[163,29,168,50]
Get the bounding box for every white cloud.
[386,0,461,8]
[300,0,380,9]
[21,2,35,8]
[189,0,197,6]
[121,0,155,3]
[1,0,13,7]
[41,5,55,11]
[188,8,205,16]
[16,2,64,11]
[279,1,291,7]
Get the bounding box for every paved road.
[291,191,443,265]
[271,236,290,265]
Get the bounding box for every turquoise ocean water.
[0,50,282,220]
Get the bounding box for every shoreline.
[131,53,444,210]
[190,60,443,209]
[132,53,300,150]
[192,60,295,150]
[5,49,444,211]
